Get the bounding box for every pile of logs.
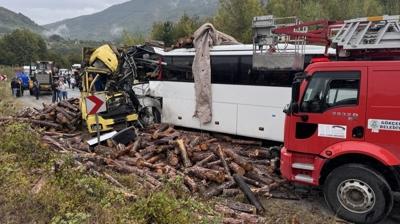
[40,123,293,223]
[16,98,81,132]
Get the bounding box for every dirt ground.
[260,187,400,224]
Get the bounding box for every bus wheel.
[323,164,393,224]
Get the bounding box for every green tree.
[214,0,265,43]
[0,29,47,65]
[120,30,146,46]
[151,21,175,47]
[172,14,202,40]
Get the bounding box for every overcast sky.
[0,0,129,25]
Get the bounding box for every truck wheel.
[323,164,393,224]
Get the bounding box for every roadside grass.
[0,66,18,115]
[0,122,219,224]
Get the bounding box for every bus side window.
[211,56,239,84]
[238,56,252,84]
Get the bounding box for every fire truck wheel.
[323,163,393,224]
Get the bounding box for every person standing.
[66,73,71,88]
[32,78,40,100]
[58,80,68,100]
[11,78,18,96]
[70,76,76,90]
[51,79,59,103]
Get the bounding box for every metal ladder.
[331,15,400,50]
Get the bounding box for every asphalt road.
[15,87,80,109]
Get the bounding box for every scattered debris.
[1,101,297,223]
[15,98,81,132]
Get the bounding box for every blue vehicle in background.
[16,71,30,90]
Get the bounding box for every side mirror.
[292,80,301,102]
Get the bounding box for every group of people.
[51,78,69,103]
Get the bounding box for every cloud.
[43,24,70,38]
[110,24,123,37]
[0,0,129,25]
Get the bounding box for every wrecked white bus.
[137,44,333,142]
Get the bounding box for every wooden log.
[222,188,242,197]
[229,162,245,176]
[217,145,232,177]
[56,113,69,125]
[242,176,263,188]
[203,180,235,198]
[147,155,163,164]
[231,139,262,146]
[176,139,191,168]
[233,174,265,213]
[188,166,225,183]
[205,160,222,168]
[32,120,62,129]
[191,152,214,162]
[42,135,67,151]
[225,200,257,214]
[195,154,216,167]
[184,175,198,192]
[189,136,201,147]
[167,150,179,167]
[223,148,253,171]
[107,160,161,187]
[245,171,274,185]
[222,218,244,224]
[238,148,270,159]
[58,101,79,112]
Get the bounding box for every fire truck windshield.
[301,71,360,113]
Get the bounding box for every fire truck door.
[287,68,367,155]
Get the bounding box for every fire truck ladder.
[331,15,400,50]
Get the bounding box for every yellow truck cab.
[80,45,139,133]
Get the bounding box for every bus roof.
[153,44,336,56]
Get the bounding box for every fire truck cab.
[281,60,400,223]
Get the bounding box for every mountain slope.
[0,7,44,34]
[44,0,219,41]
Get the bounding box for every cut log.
[225,200,257,214]
[217,145,232,177]
[222,188,242,197]
[203,180,235,198]
[188,166,225,183]
[195,154,216,167]
[59,101,79,112]
[242,176,263,188]
[223,148,253,171]
[233,174,265,213]
[55,106,75,121]
[176,139,192,167]
[229,162,245,176]
[32,120,62,129]
[167,151,179,167]
[245,170,274,185]
[189,136,201,147]
[191,152,214,162]
[184,175,198,192]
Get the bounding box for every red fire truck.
[253,15,400,223]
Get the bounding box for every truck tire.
[323,164,393,224]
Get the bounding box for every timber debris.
[1,102,298,223]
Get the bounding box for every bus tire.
[323,163,393,224]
